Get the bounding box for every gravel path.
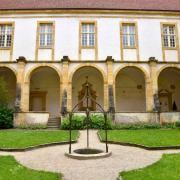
[0,130,180,180]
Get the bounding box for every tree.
[0,77,13,129]
[0,77,10,106]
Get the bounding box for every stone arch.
[115,65,147,112]
[114,65,150,83]
[157,65,180,79]
[0,66,17,108]
[71,65,105,110]
[25,64,62,83]
[0,65,17,79]
[158,65,180,112]
[27,65,61,117]
[69,64,107,84]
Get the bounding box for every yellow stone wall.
[1,57,180,115]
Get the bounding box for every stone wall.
[115,112,180,124]
[14,112,49,127]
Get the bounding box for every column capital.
[61,56,70,63]
[16,56,27,64]
[106,56,114,62]
[148,57,158,65]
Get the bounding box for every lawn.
[120,154,180,180]
[0,156,60,180]
[0,130,78,149]
[99,129,180,147]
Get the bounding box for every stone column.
[16,56,27,112]
[146,57,158,112]
[22,81,30,112]
[106,56,115,113]
[61,56,71,113]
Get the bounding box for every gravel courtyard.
[0,130,180,180]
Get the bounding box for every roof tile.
[0,0,180,12]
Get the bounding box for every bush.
[17,124,47,130]
[175,122,180,127]
[0,77,10,106]
[112,123,179,130]
[61,114,113,130]
[61,115,85,130]
[90,114,112,129]
[61,114,179,130]
[0,105,14,129]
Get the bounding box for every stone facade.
[0,9,180,125]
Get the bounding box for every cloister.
[1,58,180,122]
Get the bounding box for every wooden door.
[30,91,46,111]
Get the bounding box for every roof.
[0,0,180,12]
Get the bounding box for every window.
[122,24,136,48]
[0,24,13,48]
[162,25,176,48]
[81,23,95,47]
[39,23,53,48]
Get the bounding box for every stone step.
[47,121,60,124]
[47,120,60,123]
[48,127,59,130]
[48,125,60,128]
[48,125,60,129]
[48,121,60,124]
[47,117,61,129]
[48,119,60,122]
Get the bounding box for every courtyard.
[0,0,180,179]
[0,129,180,180]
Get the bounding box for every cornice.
[0,9,180,16]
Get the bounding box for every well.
[65,77,111,159]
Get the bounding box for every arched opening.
[29,67,60,117]
[158,67,180,112]
[0,67,16,108]
[72,66,104,111]
[115,67,146,112]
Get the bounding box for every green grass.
[120,154,180,180]
[0,156,60,180]
[0,130,78,149]
[99,129,180,147]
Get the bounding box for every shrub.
[61,115,85,130]
[0,77,10,106]
[175,122,180,127]
[112,123,179,130]
[17,124,47,130]
[0,105,14,129]
[90,114,112,129]
[61,114,113,130]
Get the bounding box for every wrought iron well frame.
[68,79,108,154]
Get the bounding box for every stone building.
[0,0,179,126]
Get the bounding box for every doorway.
[30,91,47,111]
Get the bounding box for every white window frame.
[39,23,53,48]
[162,24,176,48]
[122,23,136,48]
[81,23,96,47]
[0,24,13,48]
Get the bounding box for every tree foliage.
[0,77,10,106]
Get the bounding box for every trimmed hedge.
[61,114,180,130]
[61,114,113,130]
[112,122,179,130]
[17,124,47,130]
[0,105,14,129]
